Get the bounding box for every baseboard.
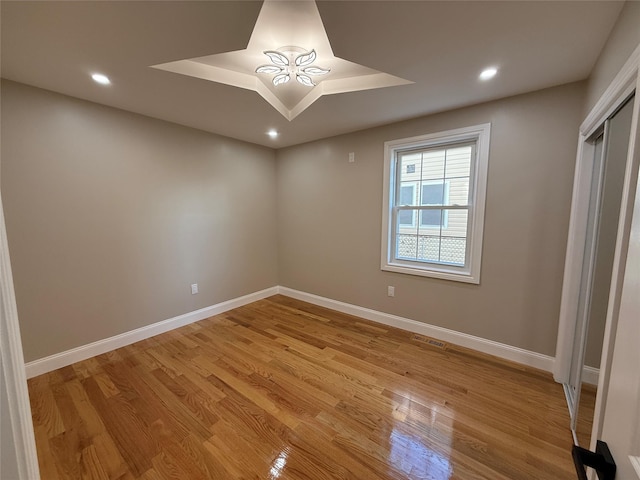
[25,286,278,378]
[582,365,600,386]
[277,286,555,373]
[25,285,559,378]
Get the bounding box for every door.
[565,95,635,443]
[565,130,605,434]
[596,93,640,480]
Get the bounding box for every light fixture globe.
[255,47,330,87]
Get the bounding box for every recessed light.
[91,73,111,85]
[267,130,279,139]
[479,67,498,81]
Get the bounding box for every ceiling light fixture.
[256,47,330,87]
[267,129,279,138]
[91,73,111,85]
[479,67,498,81]
[152,0,412,121]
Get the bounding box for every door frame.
[554,43,640,449]
[0,194,41,478]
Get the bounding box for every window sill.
[382,263,480,284]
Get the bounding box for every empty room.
[2,1,640,479]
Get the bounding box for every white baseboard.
[25,285,561,379]
[278,286,556,373]
[582,365,600,386]
[25,286,278,378]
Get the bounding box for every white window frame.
[381,123,491,284]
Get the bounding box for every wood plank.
[79,444,110,480]
[82,377,157,477]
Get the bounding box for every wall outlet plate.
[191,283,198,295]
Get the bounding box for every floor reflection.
[390,393,454,479]
[269,449,289,479]
[390,429,453,479]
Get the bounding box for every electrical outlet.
[348,152,355,163]
[191,283,199,295]
[387,286,395,297]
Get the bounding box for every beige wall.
[1,80,278,362]
[0,79,598,362]
[277,82,585,357]
[584,1,640,114]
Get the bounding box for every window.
[381,124,490,283]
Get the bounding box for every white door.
[564,95,635,443]
[597,124,640,479]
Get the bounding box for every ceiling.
[1,1,624,148]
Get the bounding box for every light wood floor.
[28,295,578,479]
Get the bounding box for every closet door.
[566,131,605,431]
[566,95,635,439]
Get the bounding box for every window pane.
[418,145,472,208]
[396,207,419,259]
[416,236,467,266]
[420,183,446,227]
[400,185,414,205]
[417,235,441,263]
[448,177,469,207]
[439,237,467,265]
[421,150,445,180]
[399,153,421,183]
[421,183,444,205]
[415,209,468,265]
[444,146,472,179]
[398,185,415,225]
[396,234,418,260]
[420,209,442,227]
[398,209,414,225]
[440,209,468,265]
[442,208,468,239]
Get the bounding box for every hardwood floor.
[28,295,576,479]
